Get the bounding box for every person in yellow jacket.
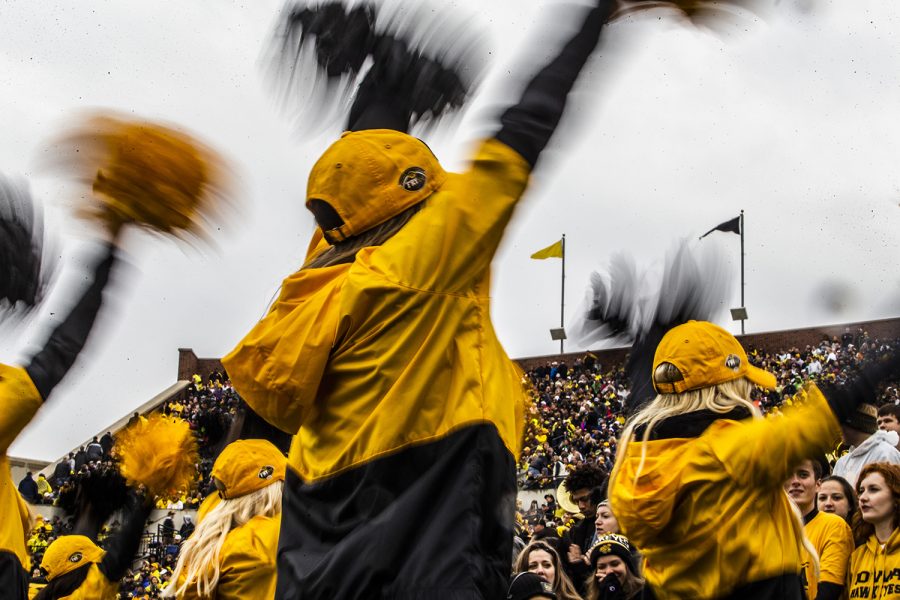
[784,458,854,600]
[222,0,627,596]
[847,462,900,600]
[609,320,900,600]
[34,536,118,600]
[164,439,285,599]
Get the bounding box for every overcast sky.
[2,0,898,462]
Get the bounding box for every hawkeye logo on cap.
[725,354,741,371]
[69,552,83,563]
[399,167,426,191]
[258,466,275,480]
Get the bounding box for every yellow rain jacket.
[0,364,43,578]
[847,529,900,600]
[223,139,530,483]
[177,513,280,600]
[609,384,841,599]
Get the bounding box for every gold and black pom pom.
[114,413,199,500]
[46,113,234,243]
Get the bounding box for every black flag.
[699,215,741,239]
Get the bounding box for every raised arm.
[495,0,617,167]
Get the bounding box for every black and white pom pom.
[0,174,53,314]
[267,0,490,133]
[575,240,732,414]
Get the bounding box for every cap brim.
[745,365,777,390]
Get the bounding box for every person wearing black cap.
[833,403,900,488]
[507,572,557,600]
[585,534,643,600]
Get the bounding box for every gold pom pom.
[47,112,234,242]
[114,414,198,499]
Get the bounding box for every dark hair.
[851,463,900,546]
[818,475,856,524]
[878,404,900,420]
[563,463,607,494]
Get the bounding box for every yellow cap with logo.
[210,439,287,500]
[41,535,105,581]
[306,129,447,243]
[652,320,777,394]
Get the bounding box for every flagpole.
[740,209,745,335]
[560,234,566,354]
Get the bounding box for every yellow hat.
[652,321,777,394]
[41,535,105,581]
[210,439,287,500]
[306,129,446,243]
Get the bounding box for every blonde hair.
[164,482,282,598]
[614,378,759,483]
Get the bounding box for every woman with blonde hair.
[609,320,899,600]
[165,439,286,599]
[513,540,582,600]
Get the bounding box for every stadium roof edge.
[39,380,191,477]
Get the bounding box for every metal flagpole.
[740,210,745,335]
[560,234,566,354]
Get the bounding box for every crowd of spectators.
[518,329,900,490]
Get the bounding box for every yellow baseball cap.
[652,321,777,394]
[210,439,287,500]
[41,535,105,581]
[306,129,446,243]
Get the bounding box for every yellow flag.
[530,239,563,259]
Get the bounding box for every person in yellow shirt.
[165,439,285,599]
[847,462,900,600]
[784,458,854,600]
[609,320,900,600]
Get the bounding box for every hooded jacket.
[609,384,841,600]
[833,430,900,488]
[847,528,900,600]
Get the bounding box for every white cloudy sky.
[2,0,898,461]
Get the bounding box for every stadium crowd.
[15,331,899,597]
[518,328,900,490]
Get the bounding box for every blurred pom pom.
[267,0,490,133]
[56,463,129,522]
[115,414,198,499]
[45,113,234,243]
[0,174,54,312]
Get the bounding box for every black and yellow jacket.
[223,2,616,597]
[847,529,900,600]
[801,508,853,600]
[609,384,842,600]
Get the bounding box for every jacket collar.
[635,407,753,441]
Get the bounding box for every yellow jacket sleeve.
[367,138,531,294]
[0,363,42,455]
[707,384,841,489]
[817,517,854,585]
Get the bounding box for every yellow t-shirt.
[801,509,853,599]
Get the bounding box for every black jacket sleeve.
[495,0,617,168]
[816,582,843,600]
[98,492,153,582]
[24,243,117,401]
